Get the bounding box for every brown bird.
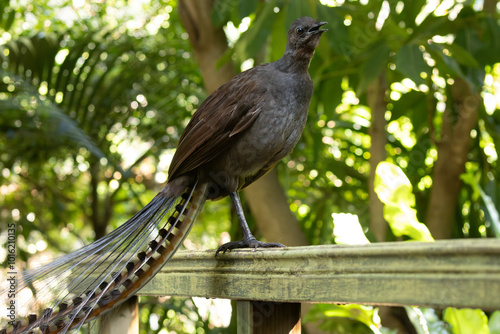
[1,17,326,334]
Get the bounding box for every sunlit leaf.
[443,308,489,334]
[489,311,500,334]
[332,213,370,245]
[374,162,434,241]
[304,304,382,334]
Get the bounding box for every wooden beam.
[139,239,500,310]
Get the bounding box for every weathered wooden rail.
[99,239,500,333]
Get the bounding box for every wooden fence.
[96,239,500,333]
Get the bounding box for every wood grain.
[139,239,500,310]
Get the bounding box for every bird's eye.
[296,26,304,35]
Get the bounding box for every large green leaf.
[319,75,343,118]
[490,311,500,334]
[375,162,434,241]
[394,44,430,85]
[443,308,489,334]
[0,7,16,31]
[332,213,370,245]
[238,0,258,21]
[305,304,382,334]
[233,0,277,62]
[356,41,390,95]
[0,72,105,161]
[426,43,470,84]
[211,0,235,27]
[317,5,350,58]
[445,42,480,68]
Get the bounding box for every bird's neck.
[274,50,314,73]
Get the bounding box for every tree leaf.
[320,75,343,118]
[443,42,479,68]
[394,44,430,85]
[443,308,489,334]
[0,73,105,160]
[489,311,500,334]
[234,0,277,61]
[304,304,381,333]
[375,162,434,241]
[332,213,370,245]
[356,41,390,95]
[317,5,350,57]
[426,43,466,79]
[238,0,258,21]
[460,173,500,237]
[211,0,234,27]
[284,0,313,29]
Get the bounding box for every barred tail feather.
[1,180,207,334]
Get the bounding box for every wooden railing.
[97,239,500,333]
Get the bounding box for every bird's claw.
[215,239,285,256]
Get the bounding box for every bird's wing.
[167,67,267,180]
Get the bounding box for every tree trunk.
[426,78,480,239]
[367,73,387,242]
[367,73,417,333]
[177,0,236,92]
[245,169,308,246]
[483,0,497,13]
[177,0,307,247]
[90,160,107,239]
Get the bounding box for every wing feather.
[168,66,267,180]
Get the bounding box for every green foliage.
[405,307,451,334]
[443,308,490,334]
[1,0,500,332]
[212,0,500,243]
[375,162,433,242]
[461,170,500,237]
[0,0,204,253]
[304,304,383,334]
[0,72,105,162]
[490,311,500,334]
[138,296,233,334]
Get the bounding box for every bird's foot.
[215,237,285,256]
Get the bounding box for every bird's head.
[286,17,327,58]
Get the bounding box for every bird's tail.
[1,179,207,334]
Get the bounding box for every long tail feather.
[1,180,207,334]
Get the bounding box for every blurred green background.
[0,0,499,333]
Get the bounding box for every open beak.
[308,21,328,34]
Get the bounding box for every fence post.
[237,301,301,334]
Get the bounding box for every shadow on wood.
[237,301,301,334]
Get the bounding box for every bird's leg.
[215,192,285,256]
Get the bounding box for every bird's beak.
[308,21,328,34]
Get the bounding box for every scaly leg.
[215,191,285,256]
